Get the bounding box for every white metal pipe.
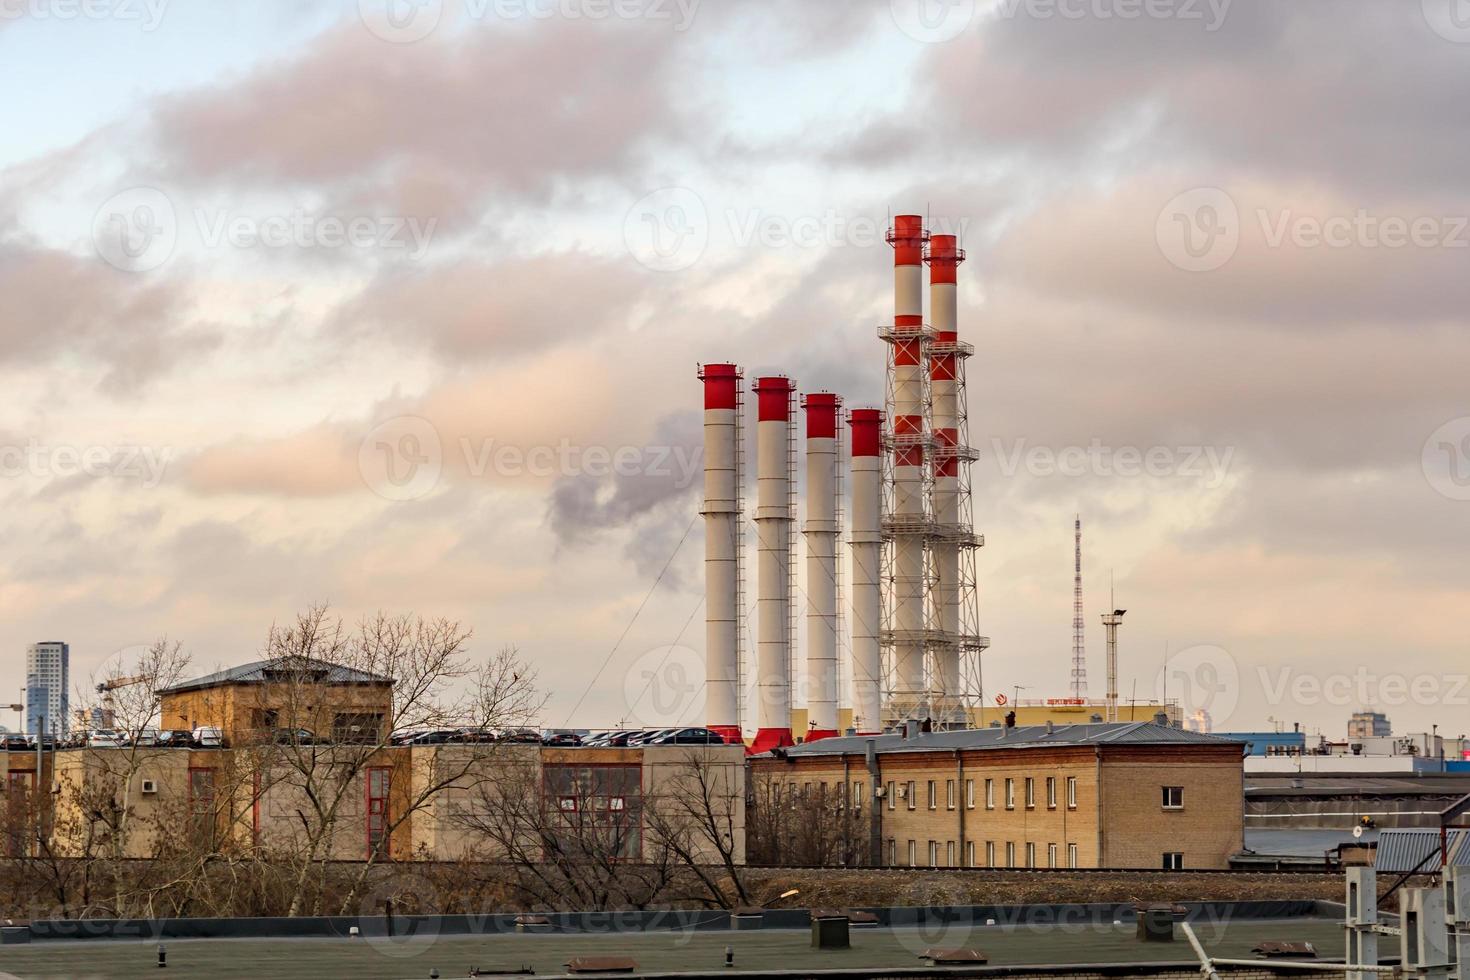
[848,409,883,733]
[699,364,742,743]
[752,375,795,752]
[802,393,840,739]
[888,215,927,704]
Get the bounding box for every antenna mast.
[1070,514,1088,698]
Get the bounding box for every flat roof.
[0,917,1344,979]
[774,722,1242,758]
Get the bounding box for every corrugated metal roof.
[777,722,1241,758]
[1373,829,1470,872]
[157,657,392,694]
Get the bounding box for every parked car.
[600,729,655,747]
[191,726,224,748]
[86,729,126,748]
[496,729,543,744]
[541,731,583,747]
[153,730,194,748]
[1,733,31,751]
[271,728,318,746]
[645,727,726,746]
[26,733,60,750]
[446,728,497,744]
[406,729,461,746]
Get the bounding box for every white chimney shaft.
[752,375,796,753]
[848,408,884,734]
[927,234,964,716]
[887,215,928,707]
[698,364,743,744]
[802,392,841,740]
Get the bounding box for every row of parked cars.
[388,726,730,748]
[0,727,226,751]
[2,725,735,753]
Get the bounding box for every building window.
[908,840,917,867]
[1068,843,1078,868]
[906,781,916,811]
[1048,843,1058,868]
[966,841,975,867]
[1067,776,1078,809]
[366,766,391,858]
[1024,777,1035,809]
[189,767,217,849]
[887,838,896,865]
[1163,852,1184,870]
[985,778,995,809]
[928,840,939,867]
[1006,841,1016,867]
[1162,786,1184,810]
[1004,778,1015,810]
[852,781,863,812]
[542,764,642,861]
[1025,842,1036,868]
[1046,776,1057,809]
[4,771,35,857]
[946,841,956,867]
[886,780,895,810]
[946,779,956,810]
[986,841,996,867]
[927,780,937,810]
[966,778,975,809]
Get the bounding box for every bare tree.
[453,752,679,911]
[233,605,540,916]
[746,771,868,867]
[643,748,750,908]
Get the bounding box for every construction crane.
[95,674,150,705]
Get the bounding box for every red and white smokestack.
[886,214,928,705]
[927,234,965,713]
[752,375,796,753]
[802,392,841,742]
[698,364,743,745]
[848,407,883,733]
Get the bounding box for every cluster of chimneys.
[699,214,979,755]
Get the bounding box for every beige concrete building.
[750,721,1245,870]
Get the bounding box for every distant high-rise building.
[25,641,69,735]
[1348,710,1390,738]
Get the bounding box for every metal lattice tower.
[1070,515,1088,699]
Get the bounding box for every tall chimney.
[848,408,883,734]
[885,214,928,719]
[698,364,743,745]
[802,392,841,741]
[926,233,964,723]
[1101,606,1126,724]
[751,375,796,753]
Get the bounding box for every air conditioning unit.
[896,784,907,799]
[873,785,885,798]
[140,779,157,794]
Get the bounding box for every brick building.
[750,721,1245,870]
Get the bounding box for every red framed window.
[366,766,391,858]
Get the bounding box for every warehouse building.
[749,721,1246,870]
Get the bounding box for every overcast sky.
[2,0,1467,739]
